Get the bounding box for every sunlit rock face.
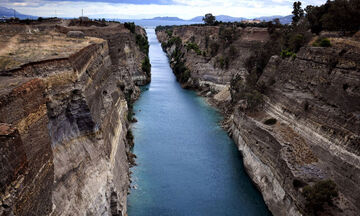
[0,19,150,216]
[157,26,360,216]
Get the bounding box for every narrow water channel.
[127,29,271,216]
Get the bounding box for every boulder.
[67,31,85,38]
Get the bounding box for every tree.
[305,0,360,34]
[292,1,304,24]
[203,13,216,25]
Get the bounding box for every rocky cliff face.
[156,25,268,92]
[0,20,150,216]
[157,25,360,215]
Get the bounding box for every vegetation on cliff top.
[305,0,360,34]
[124,22,136,33]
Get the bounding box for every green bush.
[142,56,151,75]
[219,26,236,45]
[263,118,277,125]
[289,33,305,52]
[136,34,149,54]
[166,29,173,37]
[303,180,338,215]
[230,74,264,110]
[124,22,135,33]
[167,36,182,48]
[280,49,297,59]
[186,42,202,55]
[305,0,360,33]
[313,37,331,47]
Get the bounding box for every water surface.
[127,29,271,216]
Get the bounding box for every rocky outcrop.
[0,20,150,215]
[157,25,360,215]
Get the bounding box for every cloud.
[0,0,327,19]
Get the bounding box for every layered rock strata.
[157,26,360,215]
[0,20,150,216]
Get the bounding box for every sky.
[0,0,326,19]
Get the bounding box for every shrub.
[230,73,264,110]
[289,33,305,52]
[313,37,331,47]
[124,22,135,33]
[280,49,297,59]
[166,29,173,37]
[136,34,149,54]
[263,118,277,125]
[142,56,151,75]
[303,180,338,215]
[167,36,182,48]
[186,42,202,55]
[219,26,236,45]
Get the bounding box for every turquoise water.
[127,29,271,216]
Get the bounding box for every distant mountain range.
[143,16,184,21]
[0,6,291,24]
[145,15,293,24]
[0,7,37,19]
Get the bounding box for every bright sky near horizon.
[0,0,326,19]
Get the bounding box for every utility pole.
[55,10,57,18]
[82,9,83,17]
[13,9,16,18]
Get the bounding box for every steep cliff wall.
[156,25,268,92]
[157,26,360,215]
[0,20,150,216]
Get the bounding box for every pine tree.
[292,1,304,24]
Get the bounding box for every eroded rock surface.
[0,19,150,216]
[157,25,360,216]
